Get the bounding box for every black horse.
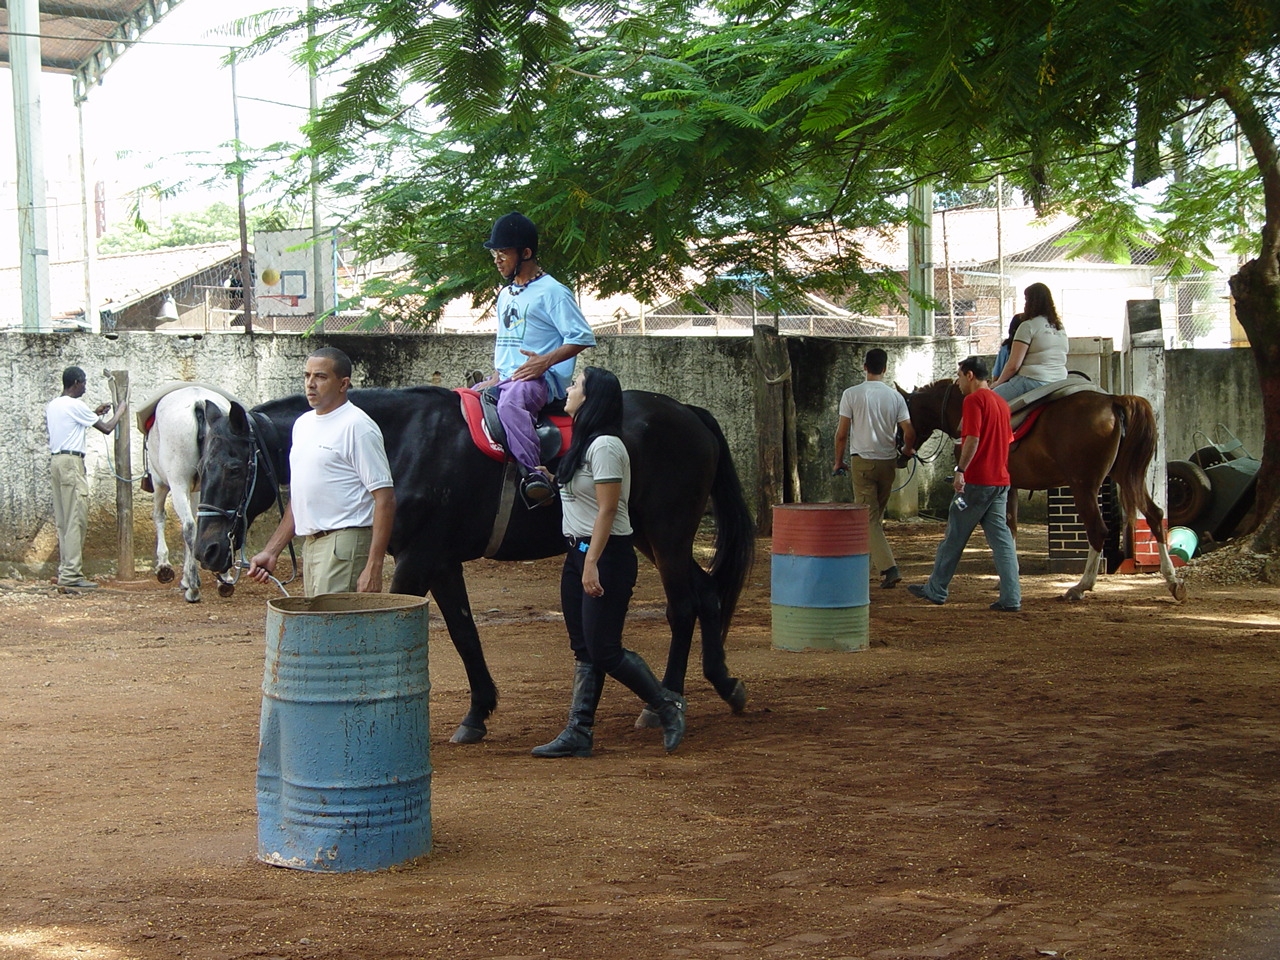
[193,386,755,744]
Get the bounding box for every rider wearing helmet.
[481,212,596,504]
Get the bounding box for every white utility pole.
[10,0,53,331]
[907,182,934,336]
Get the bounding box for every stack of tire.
[1167,437,1260,553]
[1166,459,1213,529]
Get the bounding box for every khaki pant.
[50,454,89,584]
[849,456,898,573]
[302,527,374,596]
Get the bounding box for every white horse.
[141,385,232,603]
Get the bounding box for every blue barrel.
[772,504,871,652]
[258,593,431,872]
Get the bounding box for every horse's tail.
[689,404,756,641]
[1109,394,1164,543]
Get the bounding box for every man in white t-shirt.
[45,366,128,589]
[833,348,917,589]
[248,348,396,596]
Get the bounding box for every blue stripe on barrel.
[771,552,870,608]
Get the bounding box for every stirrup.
[521,474,556,508]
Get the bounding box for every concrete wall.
[2,331,1260,577]
[788,336,969,516]
[3,331,762,577]
[1164,348,1263,462]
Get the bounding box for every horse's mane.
[248,384,457,416]
[908,378,955,398]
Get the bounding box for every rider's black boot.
[609,650,687,752]
[531,661,605,758]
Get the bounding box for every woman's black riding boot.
[609,650,687,752]
[531,662,605,758]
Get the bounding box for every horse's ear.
[226,401,252,436]
[195,401,212,450]
[200,400,223,426]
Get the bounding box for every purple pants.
[495,377,549,470]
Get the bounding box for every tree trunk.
[1223,85,1280,556]
[1228,257,1280,554]
[752,324,797,536]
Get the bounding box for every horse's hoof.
[725,679,747,714]
[450,723,486,744]
[217,582,235,599]
[184,591,202,604]
[635,707,661,729]
[1064,589,1085,602]
[156,565,175,584]
[1171,581,1187,602]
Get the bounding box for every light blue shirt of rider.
[493,275,596,400]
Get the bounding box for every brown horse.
[903,379,1185,602]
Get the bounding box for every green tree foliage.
[254,0,921,321]
[269,0,1280,551]
[749,0,1280,550]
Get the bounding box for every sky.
[1,0,322,262]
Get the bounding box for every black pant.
[561,535,636,673]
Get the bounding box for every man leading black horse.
[246,347,396,595]
[476,212,596,505]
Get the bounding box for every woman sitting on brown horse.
[992,282,1070,403]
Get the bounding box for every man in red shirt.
[908,356,1021,611]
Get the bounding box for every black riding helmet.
[484,212,538,283]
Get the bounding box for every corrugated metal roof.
[0,240,240,323]
[0,0,183,97]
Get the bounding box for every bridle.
[908,378,961,465]
[196,410,293,588]
[935,379,962,437]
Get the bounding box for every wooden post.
[107,370,136,581]
[752,324,800,535]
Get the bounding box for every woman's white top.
[1013,315,1070,382]
[560,434,633,539]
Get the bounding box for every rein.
[935,379,961,438]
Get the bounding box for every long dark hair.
[1023,282,1063,330]
[556,367,624,485]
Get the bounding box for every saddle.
[455,387,574,558]
[454,387,572,465]
[1007,374,1106,434]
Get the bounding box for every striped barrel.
[771,504,871,652]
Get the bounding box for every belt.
[566,534,632,552]
[309,525,368,539]
[52,450,85,458]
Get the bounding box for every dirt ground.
[1,521,1278,960]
